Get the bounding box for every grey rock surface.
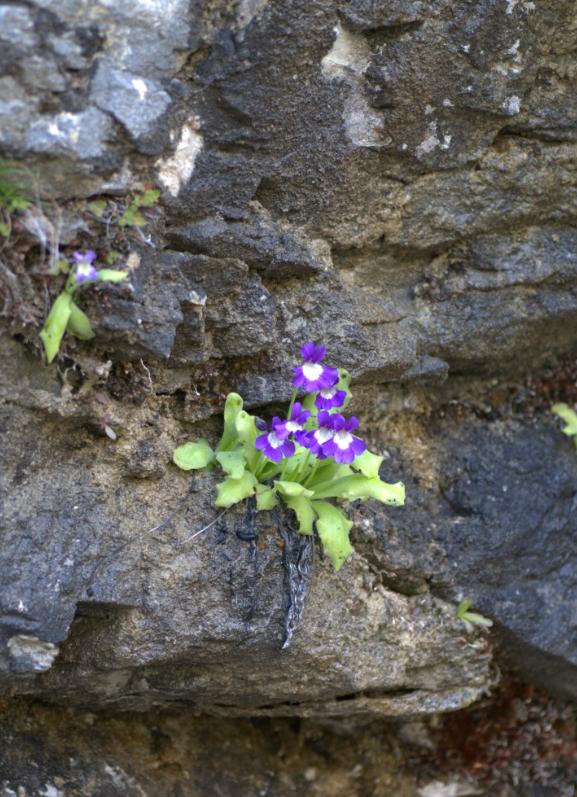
[2,0,577,790]
[0,339,490,716]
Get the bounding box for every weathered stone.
[2,0,577,789]
[356,412,577,701]
[91,62,172,148]
[0,337,491,717]
[166,214,329,280]
[25,108,114,160]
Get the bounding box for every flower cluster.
[255,342,366,464]
[172,340,406,573]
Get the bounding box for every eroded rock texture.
[1,0,577,793]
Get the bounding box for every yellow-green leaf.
[66,301,95,340]
[306,460,352,487]
[217,392,243,452]
[215,469,257,508]
[39,292,72,363]
[98,269,127,283]
[216,450,246,479]
[173,440,215,471]
[312,474,405,506]
[256,484,278,511]
[352,450,383,479]
[314,501,354,571]
[138,188,160,207]
[88,198,107,218]
[283,495,316,534]
[274,481,314,498]
[553,403,577,437]
[235,410,259,469]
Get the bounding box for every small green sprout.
[172,342,405,571]
[118,189,160,227]
[456,598,493,633]
[39,250,128,363]
[552,403,577,452]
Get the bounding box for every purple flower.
[321,414,366,464]
[275,402,310,444]
[255,417,296,462]
[293,341,338,393]
[73,250,98,283]
[315,387,347,411]
[301,410,335,459]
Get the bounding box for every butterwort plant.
[173,342,405,571]
[40,250,127,363]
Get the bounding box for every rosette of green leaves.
[40,267,128,363]
[173,391,405,571]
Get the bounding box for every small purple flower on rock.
[315,386,347,411]
[255,417,296,462]
[73,250,98,284]
[302,410,334,459]
[275,402,310,444]
[321,414,366,464]
[293,341,339,393]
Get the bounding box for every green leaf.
[552,403,577,437]
[97,269,128,283]
[50,258,70,276]
[66,301,95,340]
[283,495,316,534]
[118,205,145,227]
[39,292,72,363]
[337,368,353,409]
[0,222,9,237]
[464,612,493,628]
[274,481,314,498]
[456,599,493,629]
[352,450,383,479]
[456,599,472,619]
[312,474,405,506]
[88,198,107,218]
[256,484,278,511]
[173,440,215,471]
[105,250,121,265]
[215,469,257,508]
[301,392,316,413]
[217,393,244,452]
[306,460,352,487]
[314,501,354,571]
[235,410,259,470]
[9,196,29,211]
[216,450,246,479]
[138,188,160,207]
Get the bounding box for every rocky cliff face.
[1,0,577,794]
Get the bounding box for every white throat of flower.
[320,388,336,399]
[302,361,323,381]
[268,431,284,449]
[314,427,333,444]
[334,430,353,450]
[285,420,301,433]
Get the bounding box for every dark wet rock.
[358,414,577,701]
